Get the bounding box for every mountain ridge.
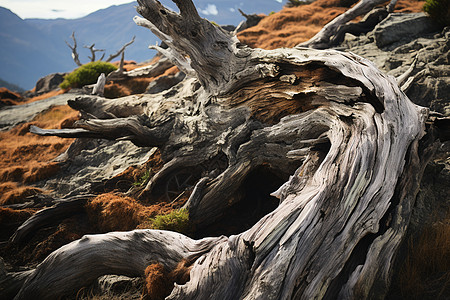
[0,0,285,90]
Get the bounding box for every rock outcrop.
[342,15,449,117]
[373,12,441,48]
[34,73,66,95]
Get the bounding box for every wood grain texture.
[17,0,436,299]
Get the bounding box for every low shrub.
[60,61,117,89]
[423,0,450,26]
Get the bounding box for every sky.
[0,0,137,19]
[0,0,286,20]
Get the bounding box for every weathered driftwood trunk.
[4,0,438,299]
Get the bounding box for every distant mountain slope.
[0,7,69,91]
[1,1,284,90]
[0,77,25,92]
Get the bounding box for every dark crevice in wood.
[322,232,377,300]
[194,166,286,238]
[243,239,256,268]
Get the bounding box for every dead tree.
[65,34,135,66]
[3,0,442,299]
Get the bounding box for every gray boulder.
[35,72,66,94]
[374,13,441,48]
[96,275,143,294]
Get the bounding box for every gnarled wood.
[12,231,225,299]
[92,73,106,96]
[13,0,438,299]
[9,195,93,244]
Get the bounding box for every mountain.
[0,1,285,90]
[0,7,69,91]
[0,78,25,93]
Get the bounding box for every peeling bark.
[5,0,440,299]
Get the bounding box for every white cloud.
[0,0,137,19]
[199,4,218,16]
[275,0,283,3]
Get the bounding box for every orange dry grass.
[396,220,450,299]
[85,193,175,232]
[31,218,85,261]
[143,259,192,300]
[0,105,78,204]
[85,190,190,233]
[25,89,65,104]
[143,264,172,300]
[111,60,138,71]
[0,88,24,106]
[0,182,43,205]
[104,62,180,98]
[86,193,145,231]
[238,0,425,49]
[4,215,90,265]
[104,78,154,98]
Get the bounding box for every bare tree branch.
[84,43,105,62]
[64,31,82,66]
[105,36,136,62]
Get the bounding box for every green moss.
[60,61,117,89]
[133,169,151,187]
[423,0,450,26]
[149,209,190,234]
